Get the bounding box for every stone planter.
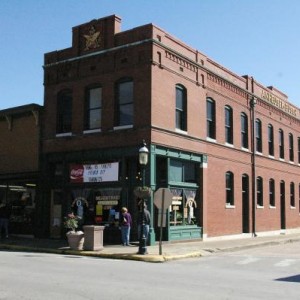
[66,232,84,250]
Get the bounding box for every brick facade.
[40,15,300,240]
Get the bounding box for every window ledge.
[269,205,276,209]
[225,143,234,148]
[241,147,249,152]
[268,155,275,159]
[290,206,296,210]
[56,132,72,137]
[255,151,263,156]
[206,137,216,143]
[175,128,188,135]
[83,129,101,134]
[113,125,133,130]
[257,205,264,209]
[225,204,235,209]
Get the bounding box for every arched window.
[225,106,233,144]
[290,182,295,207]
[298,137,300,164]
[206,98,216,139]
[241,112,248,148]
[56,89,72,134]
[225,171,234,206]
[268,124,274,156]
[257,176,263,206]
[279,129,284,159]
[289,133,294,162]
[115,78,134,127]
[255,119,262,153]
[175,84,187,131]
[269,178,275,207]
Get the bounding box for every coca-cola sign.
[70,165,84,183]
[70,163,119,183]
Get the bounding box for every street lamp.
[138,140,149,255]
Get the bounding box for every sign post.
[154,188,173,255]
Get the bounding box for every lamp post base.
[138,236,148,255]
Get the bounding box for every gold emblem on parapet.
[83,26,101,50]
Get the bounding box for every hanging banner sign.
[70,162,119,183]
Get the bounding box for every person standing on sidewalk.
[120,207,132,246]
[137,203,151,243]
[0,203,11,238]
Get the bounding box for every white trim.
[56,132,72,137]
[241,147,249,152]
[225,142,234,148]
[113,125,133,130]
[225,203,235,209]
[206,137,216,143]
[175,128,188,135]
[83,128,101,134]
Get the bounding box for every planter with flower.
[64,212,84,250]
[134,186,152,199]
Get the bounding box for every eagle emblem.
[83,26,101,50]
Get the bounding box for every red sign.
[70,165,84,183]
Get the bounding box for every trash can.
[83,225,104,251]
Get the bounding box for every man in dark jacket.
[0,203,11,238]
[137,203,151,243]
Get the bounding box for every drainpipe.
[250,77,257,237]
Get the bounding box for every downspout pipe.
[250,89,257,237]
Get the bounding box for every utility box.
[83,225,104,251]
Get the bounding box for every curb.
[1,236,300,263]
[0,243,204,263]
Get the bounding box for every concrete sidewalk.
[1,233,300,263]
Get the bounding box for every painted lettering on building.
[261,90,297,117]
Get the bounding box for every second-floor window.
[175,84,187,131]
[57,89,72,134]
[289,133,294,162]
[256,119,262,153]
[268,124,274,156]
[207,98,216,139]
[279,129,284,159]
[298,138,300,164]
[115,79,134,127]
[85,86,102,130]
[225,106,233,144]
[241,113,248,148]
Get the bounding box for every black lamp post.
[138,140,149,255]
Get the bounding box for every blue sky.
[1,0,300,110]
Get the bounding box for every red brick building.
[39,15,300,242]
[0,104,42,237]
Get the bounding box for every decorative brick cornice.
[165,50,197,73]
[207,73,247,99]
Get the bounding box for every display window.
[69,187,122,228]
[169,188,197,226]
[0,182,36,235]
